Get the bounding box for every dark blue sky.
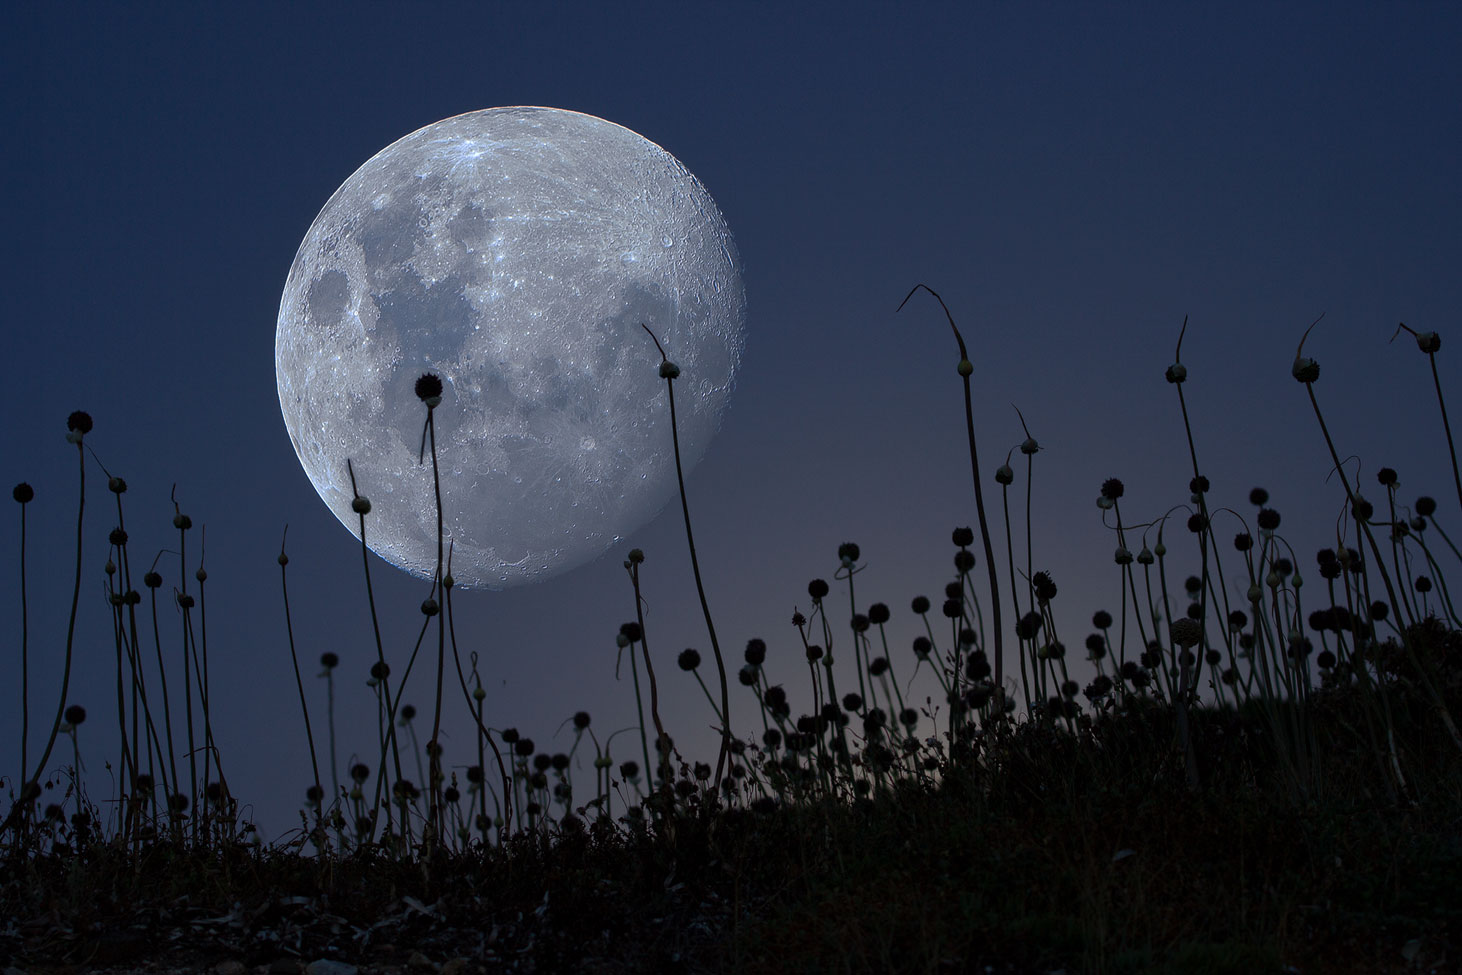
[4,2,1460,839]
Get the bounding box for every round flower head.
[678,648,701,671]
[144,571,162,589]
[1377,467,1398,487]
[1187,513,1206,533]
[1416,496,1436,517]
[1170,618,1202,649]
[912,636,932,659]
[320,652,339,669]
[911,595,930,614]
[658,360,681,379]
[1115,547,1133,565]
[791,611,806,627]
[868,603,890,625]
[64,704,86,726]
[1257,508,1281,531]
[1101,478,1125,501]
[851,613,870,633]
[351,496,372,514]
[942,598,962,619]
[176,593,194,609]
[1093,610,1113,629]
[952,526,975,547]
[369,661,390,680]
[995,464,1014,485]
[869,656,889,676]
[109,528,128,547]
[805,643,823,662]
[414,373,444,405]
[953,550,975,574]
[744,638,766,665]
[628,548,645,564]
[173,513,192,530]
[737,664,757,686]
[1165,363,1187,384]
[1032,571,1057,603]
[957,358,974,377]
[67,411,93,435]
[420,598,439,617]
[1291,357,1320,383]
[838,542,860,563]
[1137,547,1153,565]
[1234,532,1253,552]
[1020,437,1039,455]
[13,482,34,504]
[1189,475,1210,495]
[1416,331,1441,354]
[1249,487,1269,506]
[195,567,207,583]
[573,710,591,730]
[807,578,829,601]
[108,477,127,495]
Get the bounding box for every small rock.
[306,962,359,975]
[215,963,248,975]
[407,951,437,972]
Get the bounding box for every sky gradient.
[4,2,1461,839]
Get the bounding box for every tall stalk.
[642,324,733,786]
[896,286,1004,697]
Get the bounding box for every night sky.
[4,2,1460,840]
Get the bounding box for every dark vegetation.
[2,295,1458,974]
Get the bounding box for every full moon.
[275,107,746,589]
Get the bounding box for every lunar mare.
[275,108,745,588]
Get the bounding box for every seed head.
[678,648,701,671]
[1257,508,1281,531]
[1377,467,1398,487]
[952,526,975,547]
[628,548,645,564]
[177,593,194,609]
[64,704,86,726]
[109,527,128,547]
[838,542,860,563]
[1165,363,1187,384]
[957,359,974,377]
[573,710,591,730]
[1137,546,1153,565]
[173,513,192,530]
[1234,532,1253,552]
[1115,547,1133,565]
[1093,610,1113,629]
[12,482,34,504]
[67,411,93,435]
[277,552,289,566]
[911,595,930,614]
[1189,475,1210,495]
[659,361,681,379]
[953,549,975,574]
[320,652,339,669]
[1291,357,1320,383]
[1416,496,1436,517]
[195,567,207,582]
[995,464,1014,485]
[1416,331,1441,354]
[144,571,162,589]
[421,598,439,616]
[414,373,444,405]
[912,636,932,659]
[1170,618,1202,649]
[370,661,390,680]
[808,578,829,601]
[1101,478,1124,501]
[1020,436,1039,455]
[108,477,127,494]
[352,496,372,514]
[867,603,890,625]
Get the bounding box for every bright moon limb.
[275,107,746,589]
